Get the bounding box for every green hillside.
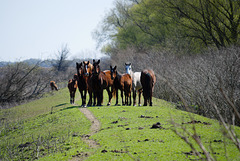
[0,88,239,160]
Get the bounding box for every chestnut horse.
[140,69,156,106]
[92,59,109,106]
[68,74,78,104]
[50,81,58,91]
[125,62,142,106]
[76,61,93,107]
[103,69,115,106]
[110,65,132,106]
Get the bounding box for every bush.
[0,62,53,108]
[110,46,240,125]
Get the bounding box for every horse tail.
[112,87,116,98]
[145,73,152,100]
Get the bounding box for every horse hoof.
[107,103,111,106]
[139,104,142,106]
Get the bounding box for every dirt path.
[71,107,101,161]
[79,108,101,148]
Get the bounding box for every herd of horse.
[52,59,156,107]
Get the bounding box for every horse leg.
[115,88,118,106]
[69,92,72,104]
[106,87,111,106]
[129,91,132,106]
[133,88,136,106]
[149,90,153,106]
[101,89,104,106]
[83,90,87,107]
[138,89,143,106]
[72,91,76,104]
[79,90,84,106]
[121,90,125,106]
[97,90,102,106]
[124,91,127,106]
[143,91,147,106]
[71,92,74,104]
[93,90,96,106]
[87,90,92,106]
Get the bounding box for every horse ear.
[114,66,117,70]
[87,61,90,65]
[76,62,78,67]
[110,65,112,69]
[93,59,95,63]
[97,59,100,64]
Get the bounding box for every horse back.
[120,74,132,90]
[103,70,114,86]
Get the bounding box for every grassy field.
[0,88,239,160]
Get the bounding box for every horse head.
[76,62,83,76]
[93,59,101,76]
[125,62,132,75]
[83,61,92,77]
[110,65,117,80]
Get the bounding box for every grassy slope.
[0,88,239,160]
[87,98,240,161]
[0,88,92,160]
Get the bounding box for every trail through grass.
[1,89,239,160]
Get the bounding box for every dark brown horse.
[50,81,58,91]
[76,61,93,107]
[110,66,132,106]
[68,74,78,104]
[140,69,156,106]
[92,59,109,106]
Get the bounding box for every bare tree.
[52,44,71,72]
[0,62,52,107]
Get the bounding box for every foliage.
[94,0,240,54]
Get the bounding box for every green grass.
[0,88,92,160]
[1,89,239,160]
[87,97,240,161]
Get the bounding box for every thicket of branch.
[111,46,240,126]
[111,45,240,160]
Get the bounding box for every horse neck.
[116,71,122,80]
[129,70,134,77]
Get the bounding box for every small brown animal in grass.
[50,81,58,91]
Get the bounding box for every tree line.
[94,0,240,54]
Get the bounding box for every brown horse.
[102,69,115,106]
[76,61,93,107]
[110,66,132,106]
[140,69,156,106]
[50,81,58,91]
[92,59,109,106]
[68,74,78,104]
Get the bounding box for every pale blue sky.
[0,0,114,62]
